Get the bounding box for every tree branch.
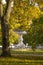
[4,0,14,23]
[0,0,3,17]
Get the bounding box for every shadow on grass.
[0,54,43,60]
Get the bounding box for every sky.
[2,0,6,4]
[2,0,13,7]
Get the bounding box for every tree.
[0,0,43,56]
[9,0,41,31]
[0,0,14,56]
[23,14,43,49]
[32,15,43,46]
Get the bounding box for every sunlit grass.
[0,49,43,65]
[0,57,43,65]
[11,48,43,55]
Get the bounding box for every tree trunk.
[0,0,12,56]
[1,16,11,57]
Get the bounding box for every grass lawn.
[0,49,43,65]
[0,57,43,65]
[11,48,43,54]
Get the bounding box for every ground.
[0,48,43,65]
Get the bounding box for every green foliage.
[23,14,43,48]
[9,30,18,44]
[9,0,41,31]
[0,0,43,45]
[8,0,43,44]
[8,0,42,44]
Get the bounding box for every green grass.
[0,57,43,65]
[0,49,43,65]
[11,49,43,54]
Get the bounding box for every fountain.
[15,30,27,48]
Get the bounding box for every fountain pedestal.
[18,34,23,44]
[15,31,27,48]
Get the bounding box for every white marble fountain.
[15,31,27,48]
